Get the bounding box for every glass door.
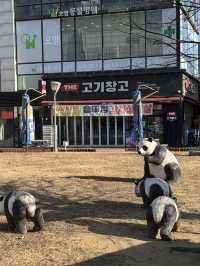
[93,117,99,145]
[68,117,75,145]
[101,117,107,145]
[117,116,123,145]
[109,117,115,145]
[76,117,82,145]
[84,117,90,145]
[60,117,67,146]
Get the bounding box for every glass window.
[15,0,41,6]
[103,13,130,59]
[62,17,75,61]
[43,19,61,62]
[0,108,14,147]
[146,10,162,56]
[102,0,129,12]
[76,15,102,60]
[131,11,145,57]
[15,5,41,20]
[16,20,42,63]
[17,75,41,91]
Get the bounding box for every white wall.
[0,0,16,92]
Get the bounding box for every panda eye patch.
[143,146,148,151]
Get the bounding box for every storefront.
[39,69,200,148]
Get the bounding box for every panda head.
[137,138,158,156]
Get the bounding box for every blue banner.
[22,94,34,145]
[131,89,144,145]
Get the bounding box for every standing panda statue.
[0,191,44,234]
[146,195,180,241]
[137,138,181,182]
[135,177,172,207]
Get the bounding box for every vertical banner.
[132,89,144,145]
[22,94,34,145]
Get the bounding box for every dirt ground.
[0,150,199,266]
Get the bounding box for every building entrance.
[57,116,126,147]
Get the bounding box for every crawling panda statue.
[146,195,180,241]
[137,138,181,182]
[0,191,44,234]
[135,177,172,207]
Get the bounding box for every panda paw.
[160,234,173,241]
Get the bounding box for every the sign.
[0,112,13,120]
[41,80,47,94]
[82,81,129,93]
[166,111,177,122]
[49,0,100,18]
[183,75,198,100]
[54,103,153,117]
[45,72,181,102]
[60,84,80,93]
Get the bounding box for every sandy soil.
[0,150,199,266]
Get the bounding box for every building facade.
[0,0,200,147]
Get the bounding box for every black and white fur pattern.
[137,138,181,182]
[146,196,180,241]
[0,191,44,234]
[135,177,172,207]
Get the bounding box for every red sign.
[61,83,80,93]
[1,112,13,120]
[41,80,46,94]
[143,103,153,115]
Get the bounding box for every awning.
[41,96,181,106]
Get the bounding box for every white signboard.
[43,19,61,61]
[16,20,42,63]
[55,103,153,117]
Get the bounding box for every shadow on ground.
[0,180,199,240]
[68,176,136,183]
[71,240,200,266]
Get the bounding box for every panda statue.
[0,190,44,234]
[137,138,181,182]
[146,195,180,241]
[134,177,172,207]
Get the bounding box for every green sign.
[163,26,175,38]
[21,34,37,49]
[49,8,59,18]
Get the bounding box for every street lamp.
[50,81,61,152]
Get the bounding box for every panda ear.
[0,196,4,201]
[148,137,153,142]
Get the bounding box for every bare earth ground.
[0,151,199,266]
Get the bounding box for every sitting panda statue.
[0,191,44,234]
[146,195,180,241]
[135,177,172,207]
[137,138,181,182]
